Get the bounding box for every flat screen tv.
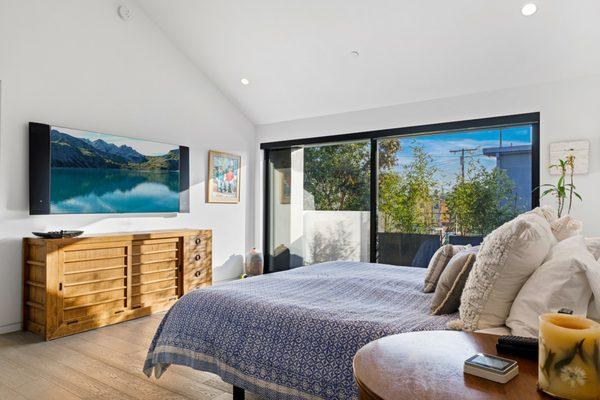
[29,122,189,215]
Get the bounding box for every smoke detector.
[118,5,133,21]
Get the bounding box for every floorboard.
[0,314,265,400]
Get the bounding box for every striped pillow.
[423,244,461,293]
[431,248,478,315]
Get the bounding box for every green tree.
[445,161,518,236]
[378,144,439,233]
[303,139,400,211]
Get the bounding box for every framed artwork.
[280,168,291,204]
[207,150,241,203]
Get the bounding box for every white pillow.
[506,235,596,337]
[585,237,600,322]
[550,216,583,242]
[459,212,555,330]
[585,237,600,260]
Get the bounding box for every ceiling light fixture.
[350,50,360,57]
[521,3,537,16]
[240,78,250,86]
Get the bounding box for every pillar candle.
[539,313,600,400]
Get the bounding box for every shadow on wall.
[0,238,23,330]
[213,254,243,281]
[308,221,356,264]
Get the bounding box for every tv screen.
[29,123,189,215]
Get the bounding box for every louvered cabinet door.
[130,238,180,310]
[52,242,129,338]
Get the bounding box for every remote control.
[496,335,538,360]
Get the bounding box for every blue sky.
[392,125,532,189]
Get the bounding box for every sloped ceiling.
[138,0,600,124]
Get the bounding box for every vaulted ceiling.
[138,0,600,125]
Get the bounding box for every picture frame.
[207,150,241,203]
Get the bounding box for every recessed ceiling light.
[240,78,250,86]
[521,3,537,16]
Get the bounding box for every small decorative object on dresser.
[538,313,600,400]
[32,230,84,239]
[23,229,212,340]
[244,248,264,276]
[207,150,241,203]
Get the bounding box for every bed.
[143,261,458,400]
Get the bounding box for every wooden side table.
[353,331,553,400]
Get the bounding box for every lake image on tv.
[50,127,180,214]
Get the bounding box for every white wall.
[256,74,600,244]
[0,0,256,333]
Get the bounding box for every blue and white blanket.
[143,261,457,399]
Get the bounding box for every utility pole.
[449,147,478,179]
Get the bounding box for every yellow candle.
[539,313,600,400]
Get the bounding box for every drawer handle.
[114,310,124,315]
[194,270,202,278]
[195,254,201,261]
[66,320,79,325]
[195,238,201,245]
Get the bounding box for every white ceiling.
[138,0,600,125]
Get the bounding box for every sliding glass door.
[263,114,539,272]
[266,141,370,272]
[376,125,534,267]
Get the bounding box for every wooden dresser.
[22,229,212,340]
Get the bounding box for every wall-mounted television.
[29,122,189,215]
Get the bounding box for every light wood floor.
[0,313,264,400]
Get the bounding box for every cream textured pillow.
[431,247,478,315]
[529,205,558,224]
[423,244,460,293]
[550,216,583,242]
[459,213,556,331]
[506,235,595,337]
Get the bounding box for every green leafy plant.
[378,144,439,234]
[445,160,519,236]
[540,155,582,218]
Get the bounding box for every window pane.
[267,142,370,271]
[377,125,533,266]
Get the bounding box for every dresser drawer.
[183,232,212,294]
[189,231,211,251]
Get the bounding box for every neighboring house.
[483,145,533,210]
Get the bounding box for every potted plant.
[540,155,582,218]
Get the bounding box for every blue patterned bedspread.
[143,261,457,399]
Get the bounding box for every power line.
[449,147,478,179]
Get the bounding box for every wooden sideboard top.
[24,229,211,245]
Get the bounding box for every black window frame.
[261,112,540,273]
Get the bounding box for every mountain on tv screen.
[49,126,180,214]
